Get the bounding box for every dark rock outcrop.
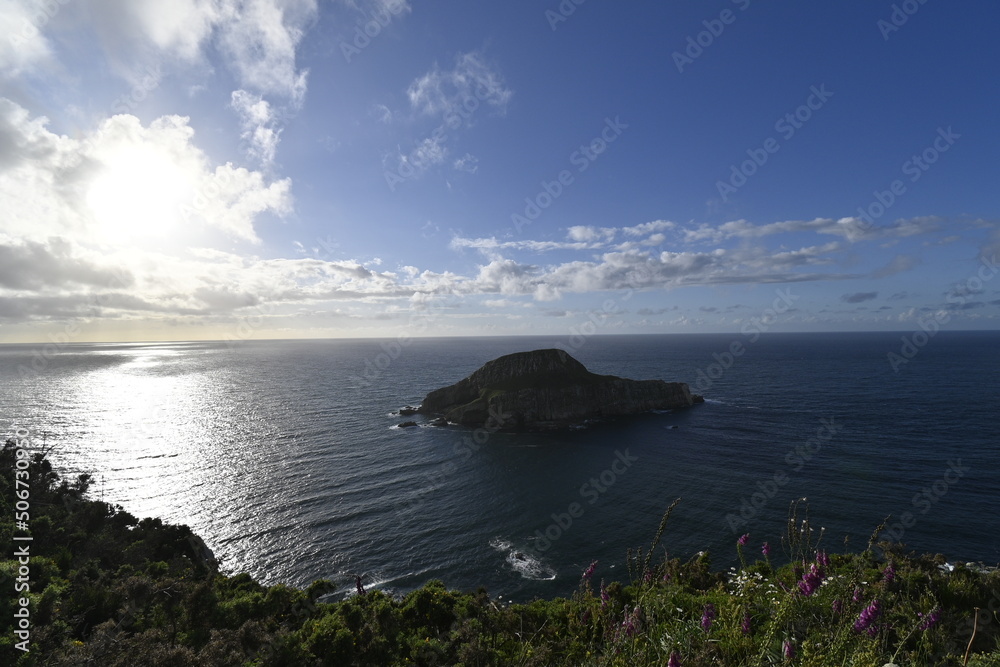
[415,349,702,430]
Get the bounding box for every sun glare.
[86,145,195,244]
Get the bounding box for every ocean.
[2,331,998,602]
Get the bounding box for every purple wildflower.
[816,550,830,567]
[621,605,641,637]
[583,560,598,580]
[738,533,750,547]
[918,608,941,630]
[762,541,771,557]
[882,561,896,583]
[832,599,843,615]
[853,599,882,633]
[600,582,610,608]
[798,563,824,597]
[667,651,682,667]
[701,603,717,632]
[740,613,752,635]
[852,586,863,602]
[783,639,795,660]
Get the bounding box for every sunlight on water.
[60,344,221,526]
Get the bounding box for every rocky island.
[408,348,703,431]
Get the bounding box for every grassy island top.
[2,440,999,666]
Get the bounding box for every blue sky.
[1,0,999,342]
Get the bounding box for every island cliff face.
[415,349,702,430]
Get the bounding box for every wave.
[490,537,557,581]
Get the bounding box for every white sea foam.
[490,537,557,581]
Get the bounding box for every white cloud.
[566,225,615,243]
[371,103,393,124]
[215,0,316,103]
[0,0,58,76]
[231,89,281,165]
[411,135,447,167]
[449,236,596,255]
[407,51,512,117]
[453,153,478,174]
[678,216,946,245]
[622,220,675,237]
[368,0,411,14]
[0,98,291,246]
[194,163,292,242]
[92,0,223,64]
[392,134,448,179]
[17,0,317,103]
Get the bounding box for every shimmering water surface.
[2,332,998,601]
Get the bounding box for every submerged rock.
[415,349,702,431]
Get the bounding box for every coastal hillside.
[3,440,999,665]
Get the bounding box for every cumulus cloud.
[0,98,291,246]
[566,225,615,243]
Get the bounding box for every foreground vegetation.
[2,440,999,666]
